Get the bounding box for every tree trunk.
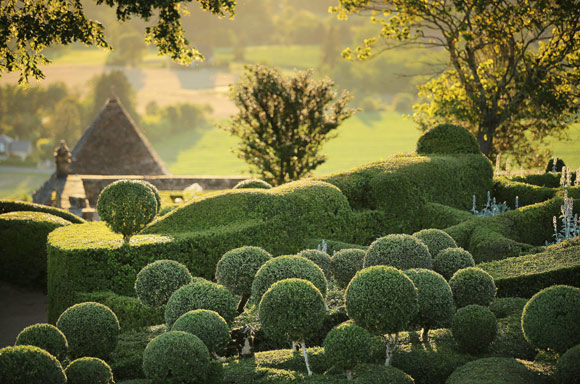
[384,333,399,367]
[237,295,249,314]
[346,369,354,380]
[421,326,430,343]
[477,117,498,158]
[123,234,131,244]
[301,339,313,376]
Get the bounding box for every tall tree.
[225,65,356,186]
[0,0,235,84]
[335,0,580,165]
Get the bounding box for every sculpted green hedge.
[0,199,85,223]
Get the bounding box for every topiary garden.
[3,124,580,383]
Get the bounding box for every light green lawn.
[0,171,48,199]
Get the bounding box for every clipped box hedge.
[1,211,71,289]
[479,238,580,297]
[0,199,85,223]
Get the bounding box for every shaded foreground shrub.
[15,323,68,361]
[452,305,497,354]
[65,357,114,384]
[416,123,480,155]
[172,309,230,355]
[324,321,371,378]
[135,259,192,308]
[449,267,496,308]
[556,344,580,384]
[433,248,475,280]
[331,248,365,288]
[0,345,66,384]
[298,249,332,277]
[446,357,550,384]
[412,228,457,258]
[364,234,432,270]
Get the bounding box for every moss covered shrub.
[452,305,497,354]
[546,157,566,173]
[233,178,272,189]
[331,248,366,288]
[135,260,193,308]
[416,124,480,155]
[297,249,332,277]
[0,345,66,384]
[364,234,432,270]
[215,246,272,312]
[165,279,237,328]
[556,344,580,384]
[251,255,327,304]
[404,269,455,341]
[323,321,371,378]
[0,211,70,289]
[446,357,550,384]
[96,179,158,242]
[142,331,210,384]
[65,357,114,384]
[449,267,496,308]
[56,302,120,359]
[15,323,68,361]
[521,285,580,354]
[172,309,230,355]
[433,248,475,280]
[412,229,457,258]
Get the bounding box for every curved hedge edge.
[77,291,164,332]
[0,199,85,224]
[303,239,367,255]
[493,177,556,207]
[479,238,580,298]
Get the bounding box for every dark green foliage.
[0,199,85,223]
[135,260,193,308]
[323,321,371,374]
[56,302,120,360]
[64,357,114,384]
[479,238,580,297]
[493,177,556,208]
[331,249,366,288]
[15,323,68,361]
[165,279,237,328]
[403,269,455,337]
[142,331,210,384]
[298,249,332,277]
[353,364,415,383]
[489,297,528,318]
[556,344,580,384]
[97,180,158,242]
[489,314,536,360]
[416,124,480,155]
[0,345,66,384]
[251,255,327,304]
[433,248,475,280]
[216,246,272,299]
[364,234,432,270]
[345,266,418,335]
[304,239,367,255]
[172,309,230,354]
[452,305,497,354]
[521,285,580,354]
[259,279,326,343]
[252,347,329,376]
[0,211,70,289]
[78,291,164,332]
[546,157,566,173]
[449,267,496,308]
[412,228,457,258]
[134,180,162,214]
[225,65,356,186]
[510,173,562,188]
[233,179,272,189]
[446,357,551,384]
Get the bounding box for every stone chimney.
[55,140,71,178]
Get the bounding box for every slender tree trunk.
[123,234,131,244]
[384,333,399,367]
[301,339,313,376]
[237,295,249,314]
[421,326,430,343]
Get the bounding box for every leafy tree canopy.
[0,0,235,84]
[335,0,580,166]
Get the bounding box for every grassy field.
[0,171,49,200]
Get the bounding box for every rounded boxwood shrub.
[521,285,580,354]
[364,234,432,270]
[323,321,371,377]
[165,279,237,328]
[251,255,327,304]
[446,357,544,384]
[135,259,193,308]
[15,323,68,362]
[64,357,114,384]
[172,309,230,354]
[56,302,120,360]
[233,178,272,189]
[346,266,418,336]
[433,248,475,280]
[215,246,272,311]
[556,344,580,384]
[259,278,326,344]
[0,345,66,384]
[416,123,480,155]
[404,269,455,341]
[96,179,158,243]
[449,267,496,308]
[134,179,162,213]
[298,249,332,277]
[331,248,366,288]
[546,157,566,173]
[354,364,415,384]
[412,229,457,259]
[142,331,210,384]
[452,304,497,354]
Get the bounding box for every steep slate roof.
[69,96,170,175]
